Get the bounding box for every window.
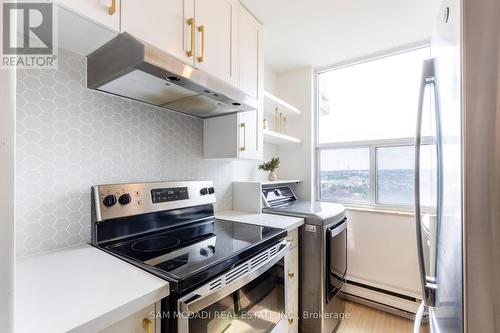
[320,148,370,202]
[317,47,433,209]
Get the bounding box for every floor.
[336,301,429,333]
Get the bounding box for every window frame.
[314,44,432,212]
[316,137,434,211]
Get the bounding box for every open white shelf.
[234,180,301,185]
[264,90,301,120]
[263,129,301,146]
[261,179,301,185]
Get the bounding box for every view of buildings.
[320,169,416,205]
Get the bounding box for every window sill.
[342,205,415,217]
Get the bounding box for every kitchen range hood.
[87,33,258,118]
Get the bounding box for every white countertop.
[215,210,304,231]
[15,245,170,333]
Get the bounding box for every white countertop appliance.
[91,180,290,333]
[262,184,346,333]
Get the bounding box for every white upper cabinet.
[121,0,193,64]
[202,2,263,160]
[194,0,237,85]
[56,0,120,32]
[237,5,262,100]
[121,0,238,86]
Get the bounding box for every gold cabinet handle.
[288,272,295,278]
[186,18,195,57]
[240,122,246,152]
[107,0,116,15]
[288,318,294,325]
[197,25,205,63]
[142,318,153,333]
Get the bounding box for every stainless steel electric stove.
[91,181,290,333]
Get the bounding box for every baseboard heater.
[343,279,428,322]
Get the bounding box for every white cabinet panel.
[238,110,259,159]
[194,0,237,84]
[204,113,238,159]
[57,0,120,32]
[121,0,193,64]
[286,240,299,333]
[204,110,262,160]
[286,246,299,288]
[100,303,157,333]
[238,5,261,99]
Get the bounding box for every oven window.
[188,260,285,333]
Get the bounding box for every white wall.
[264,65,278,95]
[232,143,279,181]
[273,67,315,199]
[0,67,16,332]
[346,209,421,297]
[15,48,234,257]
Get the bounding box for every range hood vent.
[87,33,257,118]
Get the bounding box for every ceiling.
[240,0,442,73]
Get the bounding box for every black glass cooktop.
[104,219,287,292]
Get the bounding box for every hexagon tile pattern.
[16,48,234,258]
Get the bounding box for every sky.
[318,47,436,170]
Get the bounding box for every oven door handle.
[178,240,291,315]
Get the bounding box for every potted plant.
[259,157,280,181]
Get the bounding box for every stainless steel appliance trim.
[261,185,299,208]
[91,185,102,223]
[177,240,290,332]
[329,219,347,237]
[92,180,216,222]
[414,58,440,307]
[87,33,258,118]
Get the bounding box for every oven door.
[177,240,290,333]
[326,217,347,302]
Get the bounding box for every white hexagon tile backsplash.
[16,48,234,258]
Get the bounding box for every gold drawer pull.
[197,25,205,63]
[288,272,295,278]
[186,18,195,57]
[288,318,294,325]
[143,318,153,333]
[107,0,116,15]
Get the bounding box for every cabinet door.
[286,246,299,333]
[194,0,237,85]
[99,303,157,333]
[238,5,262,100]
[238,110,259,159]
[121,0,194,64]
[56,0,120,32]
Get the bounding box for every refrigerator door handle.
[415,57,442,308]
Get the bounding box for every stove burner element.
[131,236,180,252]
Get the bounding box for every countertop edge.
[15,245,170,333]
[68,286,170,333]
[215,210,305,231]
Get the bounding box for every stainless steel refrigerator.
[413,0,500,332]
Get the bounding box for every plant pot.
[268,171,278,181]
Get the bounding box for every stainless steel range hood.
[87,33,258,118]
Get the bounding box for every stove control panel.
[92,181,216,222]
